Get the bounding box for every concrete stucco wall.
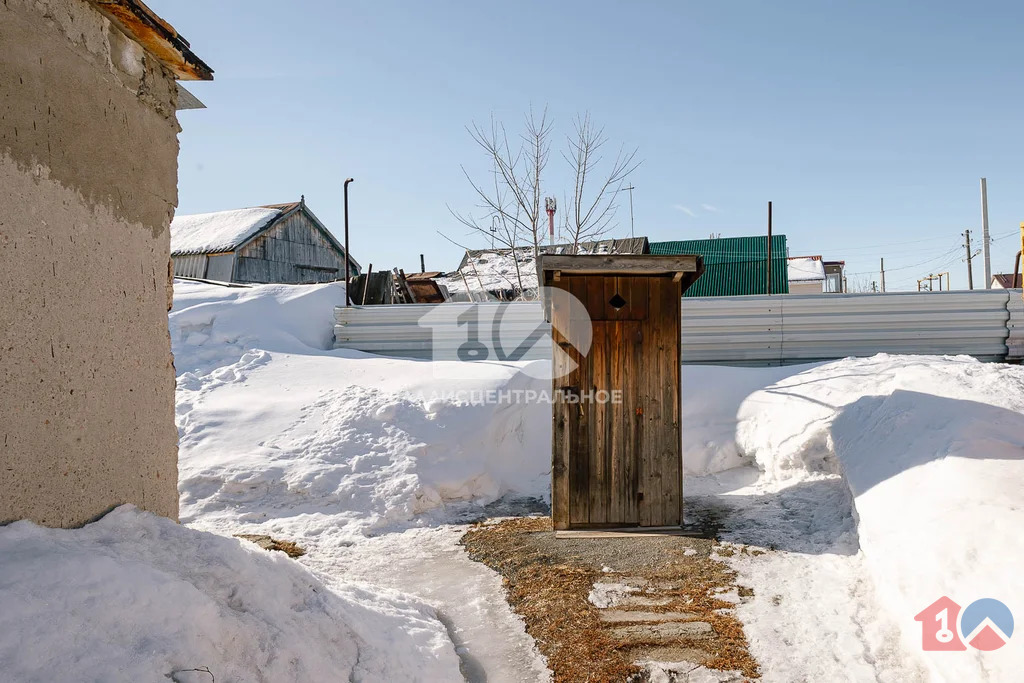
[1,0,181,526]
[788,281,824,295]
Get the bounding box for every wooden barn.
[171,198,360,284]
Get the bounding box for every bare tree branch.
[453,108,641,296]
[561,112,642,253]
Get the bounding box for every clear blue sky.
[152,0,1024,291]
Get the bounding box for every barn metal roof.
[170,200,360,270]
[650,235,789,296]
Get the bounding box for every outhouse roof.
[537,254,705,290]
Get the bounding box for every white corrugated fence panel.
[334,291,1018,366]
[682,296,782,364]
[1004,290,1024,361]
[778,290,1011,362]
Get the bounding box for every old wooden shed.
[538,254,705,531]
[171,198,360,284]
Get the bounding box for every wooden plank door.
[637,277,682,527]
[568,320,643,527]
[550,274,682,529]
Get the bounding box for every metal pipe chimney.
[344,178,354,305]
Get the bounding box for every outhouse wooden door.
[549,274,683,529]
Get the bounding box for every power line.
[843,242,963,276]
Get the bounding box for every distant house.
[171,198,360,284]
[438,237,649,300]
[991,274,1020,289]
[824,261,846,292]
[788,255,826,294]
[650,236,789,296]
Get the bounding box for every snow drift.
[0,506,461,682]
[171,280,550,545]
[728,355,1024,681]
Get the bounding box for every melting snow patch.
[588,581,639,609]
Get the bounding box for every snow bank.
[731,355,1024,680]
[681,364,816,475]
[171,281,550,545]
[0,506,461,683]
[171,207,280,255]
[171,279,344,373]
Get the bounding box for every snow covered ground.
[0,506,462,682]
[170,280,550,682]
[169,281,1024,681]
[6,279,1023,681]
[687,355,1024,682]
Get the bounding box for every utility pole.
[767,201,773,295]
[981,178,992,288]
[624,185,636,238]
[963,229,974,290]
[872,281,878,293]
[880,258,886,293]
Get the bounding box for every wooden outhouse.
[538,254,705,531]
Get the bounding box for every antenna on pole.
[623,185,636,238]
[490,215,499,250]
[545,197,557,246]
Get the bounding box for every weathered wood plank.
[568,276,591,526]
[550,319,571,531]
[538,254,701,276]
[627,316,642,525]
[663,276,681,525]
[588,321,607,524]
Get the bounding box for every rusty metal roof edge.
[88,0,214,81]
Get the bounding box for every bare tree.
[452,108,639,257]
[845,275,873,293]
[449,107,552,260]
[561,113,641,253]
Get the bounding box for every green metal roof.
[650,235,789,296]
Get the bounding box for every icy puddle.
[320,525,551,683]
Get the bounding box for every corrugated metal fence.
[334,290,1024,365]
